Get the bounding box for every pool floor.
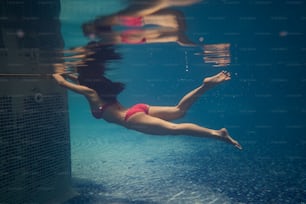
[65,131,305,204]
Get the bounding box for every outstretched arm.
[65,73,80,84]
[52,73,94,96]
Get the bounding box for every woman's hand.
[53,63,66,74]
[52,73,64,84]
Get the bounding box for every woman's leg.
[125,113,242,149]
[149,71,231,121]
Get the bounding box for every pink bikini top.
[91,102,117,119]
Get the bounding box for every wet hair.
[78,76,125,102]
[77,42,125,102]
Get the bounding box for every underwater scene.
[1,0,305,203]
[61,1,305,203]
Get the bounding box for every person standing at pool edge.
[53,71,242,150]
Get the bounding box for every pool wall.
[0,0,74,203]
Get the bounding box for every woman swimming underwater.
[53,68,242,150]
[53,42,241,149]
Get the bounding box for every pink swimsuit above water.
[92,103,149,121]
[120,30,146,44]
[118,16,144,27]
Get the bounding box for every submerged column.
[0,1,74,203]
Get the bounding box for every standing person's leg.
[149,71,231,121]
[90,0,169,28]
[120,0,201,17]
[124,113,242,149]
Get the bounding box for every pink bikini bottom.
[124,103,149,121]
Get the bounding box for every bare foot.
[203,70,231,89]
[218,128,242,150]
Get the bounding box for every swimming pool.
[1,0,305,203]
[59,1,306,203]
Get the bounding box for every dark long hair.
[77,42,125,102]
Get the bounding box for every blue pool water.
[61,1,306,203]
